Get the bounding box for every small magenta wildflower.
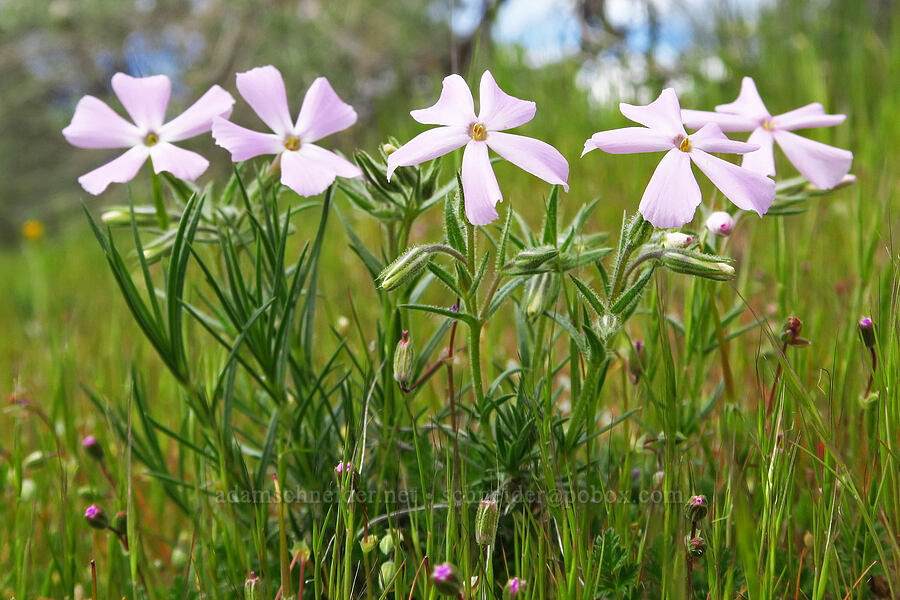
[582,88,775,228]
[505,577,526,598]
[682,77,852,189]
[431,563,463,596]
[334,461,354,475]
[685,495,708,522]
[84,504,109,529]
[859,317,875,348]
[63,73,234,194]
[212,65,362,197]
[387,71,569,225]
[82,435,104,462]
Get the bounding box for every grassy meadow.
[1,1,899,599]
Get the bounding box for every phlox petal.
[741,129,776,178]
[773,103,846,131]
[294,77,358,143]
[62,96,143,149]
[211,117,284,161]
[690,123,759,154]
[410,74,476,127]
[620,88,685,136]
[386,126,470,179]
[298,144,362,179]
[581,127,674,156]
[487,132,568,190]
[111,73,171,131]
[149,142,210,181]
[236,65,294,136]
[280,150,338,197]
[478,70,536,131]
[461,141,502,225]
[773,130,853,189]
[715,77,769,118]
[681,109,757,132]
[638,149,701,228]
[690,149,775,216]
[77,145,150,195]
[158,85,235,142]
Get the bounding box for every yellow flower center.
[762,118,775,131]
[144,132,159,146]
[678,136,692,152]
[284,136,301,151]
[470,123,487,141]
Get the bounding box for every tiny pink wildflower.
[582,88,775,228]
[334,461,354,475]
[681,77,852,189]
[63,73,235,194]
[387,71,569,226]
[212,65,362,197]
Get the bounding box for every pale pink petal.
[62,96,143,149]
[157,85,235,142]
[149,142,209,181]
[294,77,358,142]
[637,149,701,228]
[581,127,675,156]
[741,128,775,178]
[297,144,362,179]
[235,65,294,136]
[690,123,758,154]
[461,141,502,225]
[211,117,285,161]
[681,109,757,132]
[773,130,853,189]
[410,74,476,127]
[690,149,775,216]
[280,150,337,197]
[386,126,470,179]
[715,77,769,118]
[620,88,685,136]
[77,145,150,195]
[111,73,171,131]
[477,70,536,131]
[773,103,846,131]
[486,131,568,190]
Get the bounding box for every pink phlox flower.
[212,65,362,197]
[386,70,569,226]
[681,77,852,189]
[582,88,775,228]
[63,73,235,195]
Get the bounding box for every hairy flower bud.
[661,232,694,249]
[244,572,261,600]
[431,563,463,597]
[360,534,378,554]
[661,251,735,281]
[475,498,499,546]
[513,245,558,270]
[684,495,708,522]
[523,272,560,319]
[705,211,735,237]
[113,510,127,533]
[84,504,109,530]
[504,577,526,599]
[82,435,104,462]
[379,247,433,291]
[685,534,706,558]
[393,331,415,388]
[858,317,875,348]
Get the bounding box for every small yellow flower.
[22,219,45,241]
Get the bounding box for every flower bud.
[379,560,397,589]
[684,495,708,522]
[379,246,433,291]
[523,272,560,319]
[685,534,706,558]
[113,510,127,533]
[431,563,463,597]
[596,313,620,341]
[661,232,694,249]
[393,331,415,388]
[627,340,646,384]
[780,316,810,347]
[661,251,735,281]
[360,534,378,554]
[513,245,558,270]
[84,504,109,530]
[23,450,47,470]
[474,498,499,546]
[244,572,261,600]
[504,577,526,599]
[82,435,104,462]
[858,317,875,348]
[171,547,188,569]
[381,143,397,156]
[705,211,734,237]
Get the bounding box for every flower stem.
[148,164,169,230]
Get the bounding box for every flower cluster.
[65,68,851,230]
